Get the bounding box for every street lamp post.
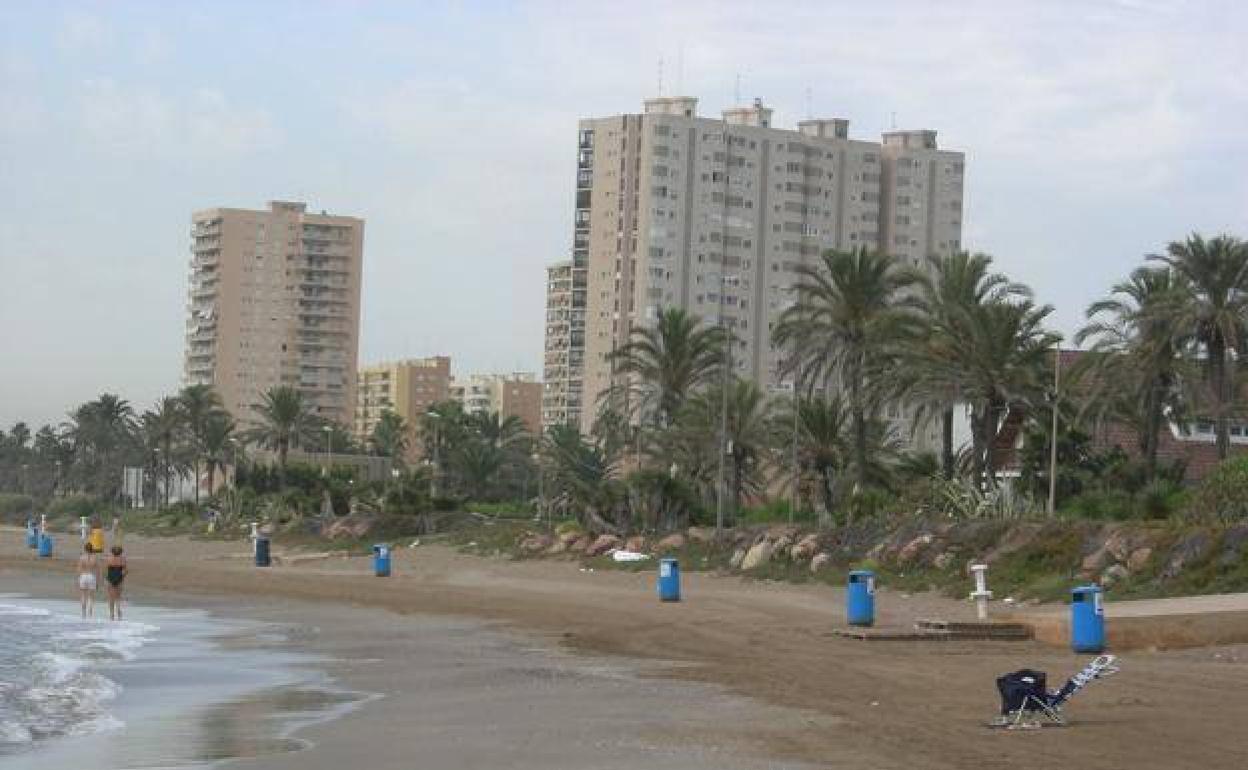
[427,413,441,499]
[1047,347,1062,516]
[322,425,333,477]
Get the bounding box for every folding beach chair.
[990,655,1121,729]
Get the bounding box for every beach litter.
[611,550,651,563]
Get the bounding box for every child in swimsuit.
[77,543,99,618]
[105,546,128,621]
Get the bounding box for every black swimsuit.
[106,564,125,587]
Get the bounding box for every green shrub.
[46,495,105,520]
[466,501,532,518]
[0,493,34,519]
[1136,480,1185,520]
[1187,456,1248,523]
[1066,489,1134,520]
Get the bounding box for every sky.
[1,0,1245,429]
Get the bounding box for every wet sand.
[4,528,1248,769]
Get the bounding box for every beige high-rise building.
[354,356,452,452]
[451,373,543,435]
[558,96,964,443]
[184,200,365,426]
[542,260,586,431]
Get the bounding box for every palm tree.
[178,384,224,505]
[905,252,1032,479]
[958,299,1061,487]
[671,379,774,517]
[245,386,320,486]
[1076,266,1188,480]
[141,397,186,508]
[370,410,410,462]
[541,423,622,532]
[65,394,137,501]
[773,248,918,492]
[200,414,236,497]
[1148,234,1248,459]
[775,393,901,525]
[609,307,728,427]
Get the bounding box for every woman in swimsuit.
[76,543,99,618]
[105,546,128,621]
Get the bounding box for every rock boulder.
[741,541,775,571]
[586,534,623,557]
[655,533,686,551]
[810,553,833,574]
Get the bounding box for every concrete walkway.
[1013,592,1248,650]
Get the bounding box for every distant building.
[542,260,586,431]
[553,96,965,447]
[451,373,543,435]
[183,200,365,426]
[354,356,452,456]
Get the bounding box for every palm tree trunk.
[941,407,955,480]
[849,365,868,493]
[207,464,216,498]
[1143,385,1161,482]
[278,441,288,489]
[1211,339,1230,459]
[982,400,1000,489]
[194,459,200,506]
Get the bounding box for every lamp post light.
[228,437,240,488]
[322,425,333,477]
[426,413,441,499]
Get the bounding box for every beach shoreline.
[3,528,1248,769]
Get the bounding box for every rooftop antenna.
[805,86,813,119]
[734,73,741,104]
[657,57,664,96]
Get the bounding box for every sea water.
[0,598,149,751]
[0,595,366,769]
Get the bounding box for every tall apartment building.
[542,260,586,430]
[556,96,964,442]
[354,356,452,451]
[184,201,365,426]
[451,373,543,435]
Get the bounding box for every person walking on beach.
[105,546,128,621]
[77,543,99,618]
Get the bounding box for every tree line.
[3,232,1246,531]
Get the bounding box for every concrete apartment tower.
[354,356,452,454]
[551,96,964,444]
[542,260,586,430]
[451,373,543,435]
[184,200,365,427]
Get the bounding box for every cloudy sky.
[1,0,1244,428]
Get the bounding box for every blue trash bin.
[1071,584,1105,653]
[255,537,271,567]
[657,558,680,602]
[847,569,876,627]
[373,544,391,577]
[37,533,53,558]
[25,522,38,549]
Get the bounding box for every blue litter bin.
[37,533,53,558]
[847,569,876,627]
[657,558,680,602]
[1071,584,1105,653]
[373,544,391,577]
[255,537,271,567]
[25,522,38,549]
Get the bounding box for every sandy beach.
[3,528,1247,769]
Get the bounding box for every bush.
[467,501,532,518]
[1187,456,1248,523]
[1065,489,1135,520]
[0,493,33,519]
[47,495,105,520]
[1136,479,1185,520]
